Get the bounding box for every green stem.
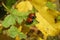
[2,2,11,13]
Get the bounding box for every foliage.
[7,26,27,39]
[57,15,60,21]
[6,0,17,8]
[1,0,39,39]
[18,32,27,39]
[7,26,19,38]
[47,35,60,40]
[25,19,39,27]
[2,0,60,40]
[2,15,16,28]
[46,1,57,10]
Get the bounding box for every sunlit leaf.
[29,0,58,36]
[18,32,27,39]
[36,12,57,36]
[7,26,18,38]
[11,9,30,17]
[16,16,23,24]
[2,15,16,28]
[16,1,33,12]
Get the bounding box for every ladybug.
[28,13,36,19]
[26,18,33,24]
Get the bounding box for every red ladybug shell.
[29,13,36,19]
[26,18,33,23]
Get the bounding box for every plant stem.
[2,2,11,13]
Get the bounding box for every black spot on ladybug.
[26,18,33,24]
[28,13,36,19]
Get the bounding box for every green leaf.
[6,0,17,8]
[16,16,23,24]
[47,36,59,40]
[20,15,28,21]
[7,25,26,39]
[2,15,16,28]
[57,16,60,21]
[11,9,30,16]
[32,19,39,25]
[19,32,27,39]
[31,7,37,13]
[25,19,39,27]
[7,26,18,38]
[47,36,53,40]
[0,29,2,34]
[46,1,57,10]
